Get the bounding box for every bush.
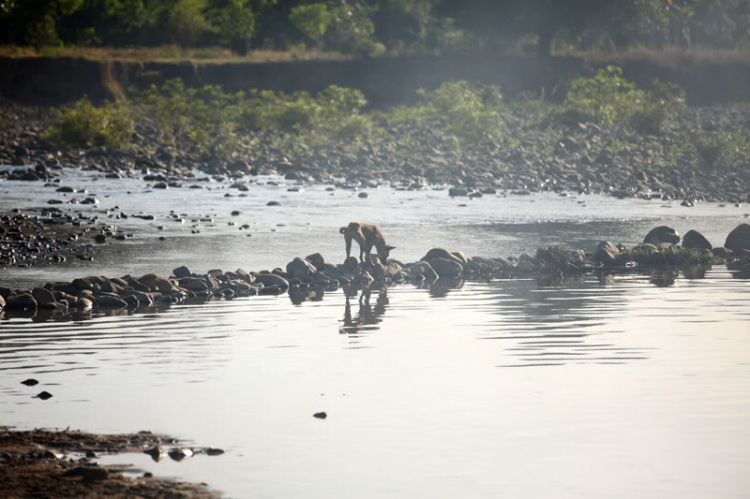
[556,66,685,135]
[136,79,240,157]
[690,129,749,169]
[417,81,503,147]
[628,79,686,135]
[44,98,133,148]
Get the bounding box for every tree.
[204,0,275,54]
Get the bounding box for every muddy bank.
[0,428,220,498]
[2,55,750,106]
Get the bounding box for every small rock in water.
[21,378,39,386]
[144,445,166,462]
[206,448,225,456]
[313,412,327,419]
[35,391,53,400]
[168,447,194,461]
[358,192,368,198]
[266,201,281,206]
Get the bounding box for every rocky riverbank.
[2,99,750,204]
[1,224,748,321]
[0,428,221,498]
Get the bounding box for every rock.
[448,187,468,197]
[138,273,175,293]
[168,448,193,461]
[725,223,750,254]
[427,257,463,278]
[5,293,37,310]
[266,201,281,206]
[94,234,106,244]
[305,253,326,271]
[94,295,128,309]
[34,391,53,400]
[313,412,327,419]
[682,230,712,250]
[644,226,680,246]
[206,448,225,456]
[286,257,317,280]
[254,273,289,290]
[178,277,209,292]
[421,248,463,265]
[31,287,58,308]
[21,379,39,386]
[343,256,359,272]
[173,265,192,279]
[144,445,166,462]
[451,251,469,264]
[712,247,731,258]
[593,241,619,265]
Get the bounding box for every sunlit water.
[1,168,750,498]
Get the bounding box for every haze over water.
[1,170,749,498]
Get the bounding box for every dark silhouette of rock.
[725,223,750,254]
[593,241,619,264]
[644,226,680,246]
[682,230,712,250]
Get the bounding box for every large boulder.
[5,293,37,310]
[94,294,128,309]
[286,257,317,280]
[32,287,58,308]
[644,226,680,246]
[178,277,209,292]
[427,257,464,278]
[593,241,619,265]
[421,248,463,265]
[725,223,750,255]
[407,261,439,280]
[254,273,289,291]
[682,230,712,250]
[173,265,192,279]
[138,273,175,293]
[305,253,326,271]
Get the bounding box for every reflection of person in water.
[340,287,389,334]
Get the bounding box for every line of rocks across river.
[2,224,749,321]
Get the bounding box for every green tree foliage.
[288,3,331,45]
[204,0,275,54]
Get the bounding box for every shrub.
[628,79,686,135]
[557,66,685,135]
[690,129,749,169]
[136,79,240,157]
[417,81,503,146]
[44,98,133,148]
[556,66,640,126]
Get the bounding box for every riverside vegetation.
[2,66,749,204]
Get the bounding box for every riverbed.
[1,169,749,498]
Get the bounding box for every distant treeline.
[1,0,749,56]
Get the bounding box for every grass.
[562,44,750,67]
[3,43,750,66]
[0,45,350,63]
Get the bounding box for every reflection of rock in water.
[288,288,324,305]
[650,270,678,287]
[427,277,464,298]
[479,278,653,368]
[340,287,389,334]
